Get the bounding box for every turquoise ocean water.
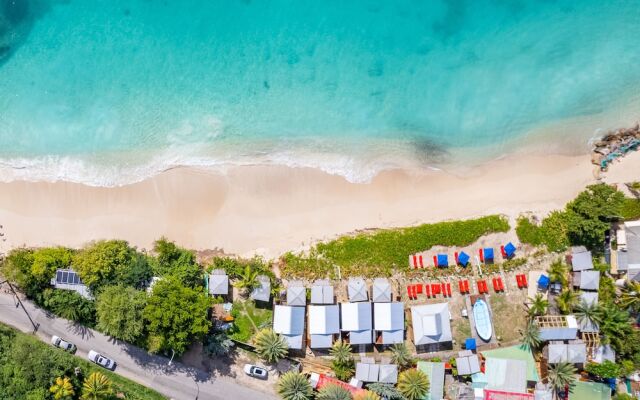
[1,0,640,185]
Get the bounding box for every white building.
[411,302,452,352]
[373,302,404,345]
[273,305,305,349]
[308,305,340,349]
[341,302,373,345]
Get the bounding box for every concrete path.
[0,290,276,400]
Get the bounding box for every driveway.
[0,290,277,400]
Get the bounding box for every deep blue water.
[1,0,639,184]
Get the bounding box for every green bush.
[40,288,96,327]
[621,198,640,221]
[281,215,509,278]
[585,361,621,379]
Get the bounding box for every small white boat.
[473,299,493,342]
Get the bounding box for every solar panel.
[56,270,63,282]
[55,269,83,285]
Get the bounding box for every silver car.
[88,350,116,370]
[51,335,76,353]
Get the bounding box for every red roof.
[484,389,534,400]
[315,374,366,396]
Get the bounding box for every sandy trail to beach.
[0,152,638,258]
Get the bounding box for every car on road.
[88,350,116,370]
[243,364,268,379]
[51,335,76,353]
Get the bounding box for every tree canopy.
[73,240,139,290]
[151,238,203,288]
[96,285,147,343]
[144,278,211,355]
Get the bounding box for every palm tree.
[277,371,314,400]
[548,260,568,286]
[574,300,603,331]
[316,384,353,400]
[528,293,549,317]
[254,328,288,363]
[330,340,353,365]
[353,391,381,400]
[233,265,259,295]
[389,342,414,370]
[49,376,75,400]
[547,362,577,399]
[619,281,640,313]
[520,320,541,350]
[599,304,632,350]
[556,289,579,315]
[397,369,430,400]
[366,383,404,400]
[81,372,113,400]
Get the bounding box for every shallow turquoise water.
[1,0,640,184]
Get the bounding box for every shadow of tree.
[67,320,94,340]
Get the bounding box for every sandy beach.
[0,150,638,259]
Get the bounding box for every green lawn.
[281,215,510,279]
[229,300,273,343]
[0,323,165,400]
[621,197,640,220]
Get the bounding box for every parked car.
[50,335,76,353]
[243,364,268,379]
[88,350,116,370]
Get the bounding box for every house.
[579,270,600,291]
[484,358,528,393]
[568,381,611,400]
[592,344,616,364]
[250,275,271,302]
[354,362,398,384]
[208,270,229,296]
[372,278,392,302]
[411,302,452,352]
[287,281,306,306]
[481,345,540,386]
[618,221,640,281]
[308,305,340,349]
[51,269,92,300]
[456,351,481,376]
[417,361,445,400]
[378,364,398,384]
[311,280,334,304]
[546,342,587,366]
[535,315,579,341]
[341,302,373,345]
[570,246,594,271]
[273,305,305,349]
[347,277,369,302]
[373,302,404,345]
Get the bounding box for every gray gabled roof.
[348,277,368,302]
[372,278,392,302]
[378,364,398,384]
[355,363,379,382]
[571,249,594,271]
[287,281,306,306]
[311,279,334,304]
[250,275,271,302]
[580,270,600,291]
[209,270,229,295]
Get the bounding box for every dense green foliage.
[151,238,202,288]
[0,323,165,400]
[585,361,621,379]
[281,215,509,278]
[547,362,577,395]
[144,278,211,355]
[41,288,97,327]
[254,328,288,363]
[389,343,415,370]
[96,286,147,343]
[517,184,625,252]
[620,198,640,220]
[73,240,142,291]
[316,384,353,400]
[397,369,430,400]
[366,383,405,400]
[520,321,541,350]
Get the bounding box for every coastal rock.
[591,122,640,171]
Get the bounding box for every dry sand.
[0,151,638,258]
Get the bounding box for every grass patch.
[621,198,640,221]
[452,319,472,351]
[516,211,570,253]
[281,215,510,279]
[0,322,165,399]
[229,300,273,343]
[490,295,527,344]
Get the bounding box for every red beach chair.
[425,283,431,298]
[431,283,440,295]
[416,284,423,295]
[412,255,417,268]
[419,255,424,268]
[500,245,506,258]
[441,282,446,296]
[498,277,504,291]
[458,280,465,293]
[433,255,437,267]
[454,252,459,264]
[479,248,484,263]
[464,280,470,293]
[407,286,413,299]
[446,283,452,297]
[492,278,499,292]
[521,274,528,288]
[515,274,522,288]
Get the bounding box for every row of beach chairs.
[406,282,453,300]
[407,274,529,299]
[410,242,517,269]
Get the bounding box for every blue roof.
[537,274,550,289]
[465,338,477,350]
[504,242,516,257]
[437,254,448,267]
[483,248,494,259]
[458,251,470,266]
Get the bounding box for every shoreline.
[0,150,638,258]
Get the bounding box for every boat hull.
[473,299,493,342]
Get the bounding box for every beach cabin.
[456,251,470,266]
[579,270,600,291]
[410,302,452,352]
[272,305,305,350]
[456,351,481,376]
[535,315,579,341]
[616,221,640,281]
[546,342,587,367]
[481,345,539,394]
[372,278,392,303]
[311,279,334,304]
[570,246,594,271]
[417,361,445,400]
[51,269,92,300]
[250,275,271,303]
[347,277,369,302]
[286,281,306,306]
[341,302,373,345]
[373,302,404,345]
[208,269,229,296]
[308,305,340,349]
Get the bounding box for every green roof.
[416,362,444,400]
[569,381,611,400]
[480,345,539,382]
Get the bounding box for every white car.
[88,350,116,370]
[51,335,76,353]
[243,364,268,379]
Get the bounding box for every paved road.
[0,290,276,400]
